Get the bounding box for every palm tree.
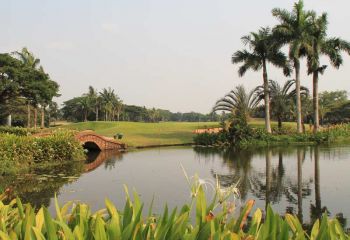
[254,79,309,129]
[12,47,41,128]
[232,27,290,133]
[272,0,315,133]
[100,87,122,121]
[78,97,90,122]
[86,86,99,121]
[213,85,261,123]
[307,13,350,132]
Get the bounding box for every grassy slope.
[59,121,219,147]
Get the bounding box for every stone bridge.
[75,130,126,151]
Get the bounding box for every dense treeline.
[61,86,222,123]
[0,48,60,128]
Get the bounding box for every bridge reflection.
[84,150,124,172]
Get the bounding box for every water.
[2,144,350,227]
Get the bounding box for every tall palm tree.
[213,85,261,123]
[307,13,350,132]
[254,79,309,129]
[232,27,290,133]
[272,0,315,133]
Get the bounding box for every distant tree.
[319,90,348,124]
[232,27,290,133]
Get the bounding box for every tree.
[0,54,26,126]
[306,13,350,132]
[213,85,261,124]
[254,79,309,129]
[272,0,315,133]
[232,27,290,133]
[85,86,99,121]
[13,47,41,128]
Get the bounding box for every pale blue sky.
[1,0,349,113]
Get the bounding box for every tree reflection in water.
[0,161,84,209]
[0,150,123,210]
[193,145,347,228]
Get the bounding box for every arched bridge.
[75,130,126,151]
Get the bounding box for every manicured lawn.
[58,121,219,147]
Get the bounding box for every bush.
[0,126,38,136]
[0,130,84,175]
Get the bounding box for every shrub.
[0,126,38,136]
[0,130,84,175]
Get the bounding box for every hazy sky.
[1,0,349,113]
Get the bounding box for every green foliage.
[0,126,38,136]
[0,130,84,175]
[194,123,350,147]
[0,185,348,239]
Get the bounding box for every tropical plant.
[213,85,261,124]
[254,79,309,129]
[232,27,290,133]
[272,0,315,133]
[306,13,350,132]
[0,182,348,239]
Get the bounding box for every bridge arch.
[75,131,126,151]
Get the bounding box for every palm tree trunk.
[313,71,319,132]
[96,106,99,121]
[84,110,88,122]
[41,106,45,128]
[278,116,282,129]
[295,60,303,133]
[27,104,31,128]
[262,61,272,133]
[34,108,37,129]
[6,114,12,127]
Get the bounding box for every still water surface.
[4,144,350,227]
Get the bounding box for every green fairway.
[58,121,219,147]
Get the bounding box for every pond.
[2,144,350,228]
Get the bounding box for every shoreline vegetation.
[0,127,84,175]
[0,180,348,239]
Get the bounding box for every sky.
[1,0,349,113]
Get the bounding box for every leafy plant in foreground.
[0,172,348,239]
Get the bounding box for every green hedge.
[0,130,84,175]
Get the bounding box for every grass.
[57,121,219,147]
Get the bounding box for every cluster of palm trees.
[71,86,123,122]
[215,1,350,133]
